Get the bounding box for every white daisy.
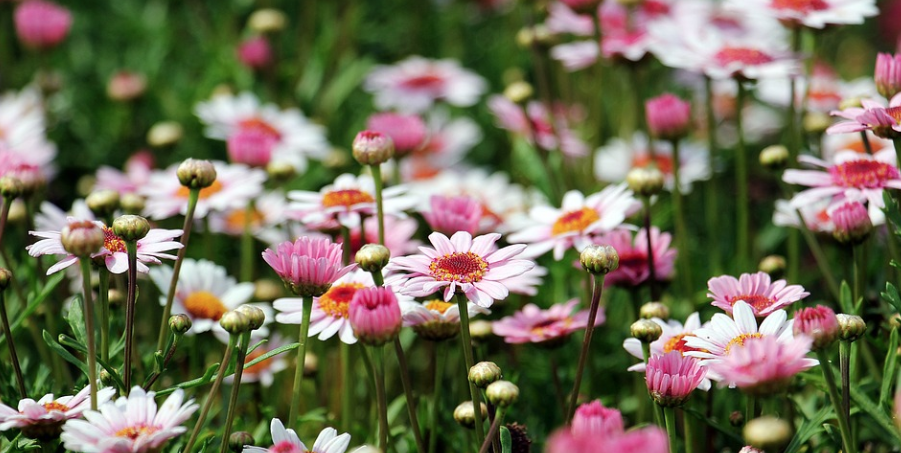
[140,161,266,220]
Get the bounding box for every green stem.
[429,342,444,453]
[816,350,856,453]
[704,77,721,275]
[735,80,749,271]
[860,132,873,154]
[566,274,606,423]
[123,241,138,393]
[79,259,98,409]
[288,296,312,428]
[670,139,692,295]
[745,394,755,423]
[456,294,485,445]
[220,332,251,453]
[478,407,506,453]
[852,244,865,313]
[664,406,678,453]
[341,341,352,433]
[795,210,841,301]
[98,269,110,365]
[156,188,200,353]
[371,165,386,245]
[893,136,901,171]
[341,226,352,267]
[642,342,664,428]
[642,196,659,301]
[240,200,255,282]
[183,334,238,453]
[684,406,697,453]
[394,338,426,453]
[839,341,852,436]
[373,345,389,453]
[0,291,25,399]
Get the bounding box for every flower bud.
[580,245,619,275]
[639,302,669,320]
[730,411,744,427]
[469,362,502,388]
[107,71,147,102]
[219,310,250,335]
[248,8,287,34]
[120,193,146,215]
[228,431,255,452]
[7,200,26,224]
[453,401,488,429]
[876,53,901,99]
[516,27,536,48]
[237,36,272,71]
[0,268,12,290]
[254,279,284,301]
[323,148,350,169]
[168,314,193,335]
[793,305,839,350]
[86,190,121,217]
[100,368,117,388]
[743,416,792,451]
[836,314,866,342]
[108,288,125,307]
[14,0,72,50]
[738,447,764,453]
[60,221,104,257]
[355,244,391,273]
[0,177,23,199]
[503,81,533,104]
[803,112,831,135]
[758,255,786,279]
[304,351,319,377]
[236,305,266,331]
[349,287,402,346]
[112,215,150,242]
[469,320,494,341]
[177,158,217,189]
[645,93,691,141]
[631,319,662,343]
[626,167,665,197]
[147,121,183,148]
[759,145,789,171]
[266,161,296,182]
[352,130,395,166]
[486,380,519,408]
[831,200,872,245]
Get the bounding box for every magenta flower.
[645,351,707,407]
[645,93,691,140]
[826,94,901,139]
[366,112,428,157]
[14,0,72,50]
[363,56,487,113]
[547,425,668,453]
[0,386,116,439]
[707,271,809,316]
[262,236,356,297]
[227,124,278,168]
[598,227,677,288]
[876,53,901,99]
[830,199,873,244]
[422,195,482,236]
[793,305,840,350]
[387,231,535,307]
[243,418,352,453]
[94,151,154,196]
[237,35,273,71]
[491,299,603,345]
[487,96,590,158]
[707,335,817,394]
[571,400,624,436]
[348,287,403,346]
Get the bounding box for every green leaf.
[839,281,853,314]
[511,138,553,199]
[784,404,830,453]
[243,342,298,370]
[66,294,88,347]
[806,372,901,444]
[882,282,901,315]
[42,330,87,375]
[155,363,221,396]
[500,426,512,453]
[880,328,899,409]
[57,334,126,393]
[682,407,744,444]
[0,273,64,349]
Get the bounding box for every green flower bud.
[639,302,669,320]
[468,362,502,388]
[580,245,619,275]
[453,401,488,429]
[86,190,121,217]
[60,221,104,257]
[112,215,150,242]
[168,314,193,335]
[836,314,866,342]
[743,416,792,451]
[236,305,266,331]
[485,380,519,408]
[631,319,663,343]
[177,158,217,189]
[355,244,391,273]
[219,311,250,335]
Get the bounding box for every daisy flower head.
[772,198,838,233]
[0,88,56,180]
[0,386,116,440]
[827,94,901,139]
[288,173,417,230]
[149,258,270,335]
[877,53,901,99]
[387,231,535,308]
[645,351,707,407]
[208,190,289,238]
[366,112,428,158]
[242,418,351,453]
[707,335,817,394]
[571,400,624,437]
[93,150,154,196]
[195,92,330,171]
[60,387,198,453]
[14,0,71,50]
[508,185,639,260]
[262,236,356,297]
[623,312,711,387]
[392,110,481,181]
[487,96,590,157]
[492,299,604,346]
[707,271,809,316]
[400,299,489,341]
[596,227,677,288]
[363,56,487,113]
[141,161,266,220]
[422,194,482,235]
[724,0,877,29]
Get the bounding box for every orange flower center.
[424,300,454,314]
[103,226,127,253]
[662,333,707,355]
[885,106,901,124]
[843,137,888,154]
[724,332,763,354]
[42,402,69,412]
[318,283,365,318]
[713,47,774,66]
[727,294,777,313]
[238,117,281,139]
[183,291,228,321]
[633,153,674,175]
[771,0,828,11]
[225,208,265,232]
[429,252,488,283]
[322,189,375,209]
[530,318,570,336]
[551,207,600,236]
[828,159,900,188]
[176,179,224,200]
[115,424,159,440]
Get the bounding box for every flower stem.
[795,209,841,301]
[371,164,386,245]
[566,274,606,423]
[642,342,664,428]
[123,240,139,394]
[156,188,200,354]
[664,406,678,453]
[429,341,444,453]
[478,407,506,453]
[684,406,697,453]
[98,268,110,365]
[861,132,873,154]
[852,244,865,313]
[183,334,238,453]
[893,138,901,170]
[704,77,721,275]
[670,139,692,295]
[745,394,755,423]
[373,345,390,453]
[394,337,426,453]
[341,341,352,433]
[0,290,25,399]
[79,258,98,409]
[839,340,852,435]
[288,296,312,428]
[341,226,352,266]
[240,200,255,282]
[816,349,856,453]
[735,80,749,271]
[220,331,251,453]
[642,196,659,301]
[456,294,485,444]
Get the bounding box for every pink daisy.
[262,236,356,297]
[0,386,116,439]
[707,271,809,316]
[547,425,668,453]
[93,151,154,196]
[366,112,428,157]
[60,387,198,453]
[623,312,713,392]
[140,161,266,220]
[571,400,624,437]
[288,173,417,230]
[487,96,590,157]
[508,186,639,260]
[645,351,707,407]
[386,231,535,307]
[422,194,482,236]
[773,198,838,233]
[0,88,57,179]
[392,111,481,181]
[208,190,290,239]
[724,0,877,29]
[826,94,901,139]
[335,214,422,258]
[595,227,677,288]
[242,418,352,453]
[491,299,604,345]
[363,56,487,113]
[707,335,817,393]
[14,0,71,50]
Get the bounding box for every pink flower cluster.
[547,400,669,453]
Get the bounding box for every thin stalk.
[373,345,389,453]
[123,241,138,393]
[549,355,567,417]
[745,394,755,423]
[183,334,238,453]
[860,132,873,154]
[839,341,852,434]
[393,338,426,453]
[786,29,802,283]
[0,196,10,250]
[143,333,182,390]
[456,294,485,444]
[664,406,678,453]
[815,350,856,453]
[288,296,312,428]
[79,259,99,409]
[341,342,352,433]
[735,80,749,270]
[670,139,692,294]
[566,274,606,423]
[795,211,841,301]
[220,332,251,453]
[0,291,25,398]
[371,164,386,245]
[852,244,865,312]
[156,189,200,353]
[429,342,444,453]
[478,407,506,453]
[642,342,664,428]
[704,77,721,274]
[240,200,255,282]
[98,269,110,364]
[642,196,659,301]
[684,406,697,453]
[341,226,352,266]
[894,137,901,170]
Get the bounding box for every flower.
[492,299,603,345]
[508,186,639,260]
[422,194,482,235]
[793,305,840,350]
[821,130,892,161]
[387,231,535,307]
[366,112,428,157]
[487,96,590,157]
[242,418,352,453]
[830,199,873,244]
[596,227,677,288]
[622,313,711,390]
[28,218,183,274]
[645,351,707,407]
[707,335,817,393]
[724,0,877,29]
[60,387,198,453]
[707,271,809,316]
[149,259,270,335]
[208,190,290,239]
[141,161,266,220]
[646,93,692,140]
[348,286,403,346]
[400,299,489,341]
[237,36,273,70]
[262,236,356,297]
[93,151,154,196]
[195,92,329,171]
[288,173,417,230]
[334,214,422,258]
[363,56,487,113]
[0,386,116,440]
[14,0,72,50]
[392,111,481,180]
[877,53,901,99]
[0,89,57,181]
[571,400,623,436]
[547,425,669,453]
[827,94,901,139]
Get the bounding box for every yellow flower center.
[424,300,454,314]
[238,117,281,139]
[322,189,375,209]
[724,333,763,355]
[551,207,600,236]
[225,207,265,232]
[42,402,69,413]
[115,424,159,440]
[662,333,707,355]
[318,283,366,318]
[429,252,488,283]
[176,179,224,200]
[103,226,127,253]
[183,291,228,321]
